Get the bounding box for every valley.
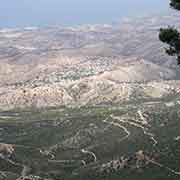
[0,14,180,179]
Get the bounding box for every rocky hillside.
[0,56,178,110]
[0,14,180,109]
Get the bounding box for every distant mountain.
[0,15,180,109]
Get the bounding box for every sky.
[0,0,170,28]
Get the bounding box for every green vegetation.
[159,0,180,65]
[1,94,180,179]
[170,0,180,10]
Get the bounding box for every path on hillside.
[148,158,180,176]
[110,111,158,146]
[81,149,97,163]
[103,118,130,142]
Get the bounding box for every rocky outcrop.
[0,143,14,158]
[0,79,178,110]
[100,150,154,173]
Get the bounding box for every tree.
[170,0,180,10]
[159,0,180,65]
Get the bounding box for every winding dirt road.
[81,149,97,162]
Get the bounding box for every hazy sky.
[0,0,169,27]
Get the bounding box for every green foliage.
[170,0,180,10]
[159,27,179,44]
[1,95,180,180]
[159,27,180,65]
[159,1,180,65]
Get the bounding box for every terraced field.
[0,93,180,180]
